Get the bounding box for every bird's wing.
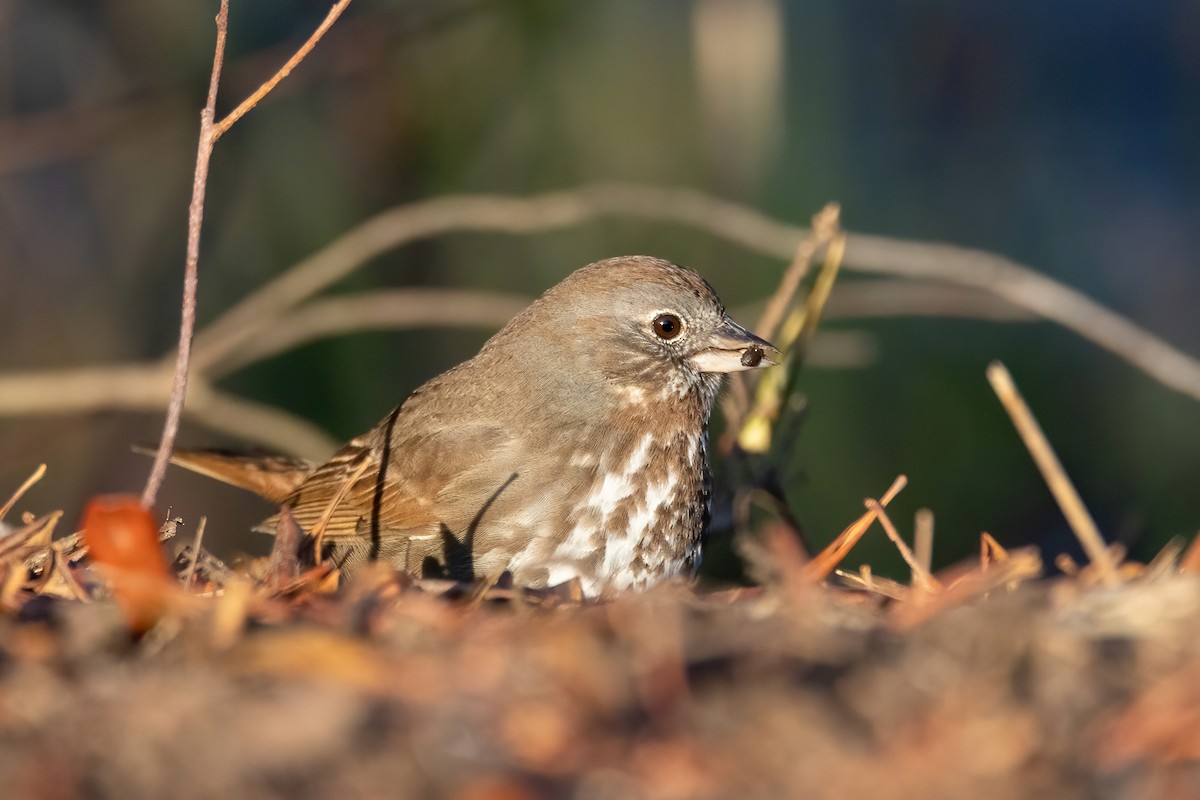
[261,418,520,548]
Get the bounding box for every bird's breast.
[518,428,709,594]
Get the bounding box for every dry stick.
[792,233,847,367]
[194,185,1200,405]
[185,382,339,456]
[0,463,46,522]
[1143,538,1183,581]
[0,282,1003,424]
[2,189,1196,411]
[980,532,1009,569]
[140,0,229,509]
[210,0,353,142]
[986,361,1121,588]
[818,280,1034,322]
[913,508,934,577]
[140,0,353,506]
[1179,532,1200,575]
[209,288,531,378]
[51,548,90,602]
[865,498,940,592]
[803,475,908,581]
[0,512,61,562]
[754,202,841,343]
[182,516,207,589]
[735,231,846,453]
[723,203,839,432]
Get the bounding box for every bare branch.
[754,202,840,342]
[186,384,340,458]
[815,280,1034,321]
[204,288,531,378]
[140,0,229,509]
[142,0,356,507]
[4,185,1199,466]
[191,184,1200,405]
[211,0,354,142]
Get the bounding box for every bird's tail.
[134,447,315,504]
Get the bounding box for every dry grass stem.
[791,232,847,363]
[754,202,841,343]
[803,475,908,581]
[0,511,61,563]
[183,516,207,590]
[891,547,1043,629]
[914,508,934,575]
[1181,533,1200,575]
[987,361,1121,588]
[1142,538,1183,581]
[0,463,45,522]
[981,532,1010,569]
[835,566,910,600]
[866,499,939,592]
[736,227,846,451]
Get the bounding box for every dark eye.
[652,313,684,340]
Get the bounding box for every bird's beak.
[691,317,782,373]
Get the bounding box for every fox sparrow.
[171,256,779,594]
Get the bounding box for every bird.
[168,256,780,595]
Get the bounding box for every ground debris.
[4,469,1200,798]
[0,553,1198,799]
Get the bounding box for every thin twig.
[802,475,908,581]
[1180,532,1200,575]
[986,361,1121,588]
[735,229,845,452]
[211,0,354,142]
[141,0,356,504]
[206,288,531,377]
[724,203,840,435]
[913,508,934,577]
[140,0,229,509]
[183,516,207,589]
[185,384,340,457]
[0,463,46,522]
[865,498,939,593]
[754,202,840,342]
[816,280,1033,321]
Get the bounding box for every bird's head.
[492,256,780,415]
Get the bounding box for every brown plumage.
[169,256,779,594]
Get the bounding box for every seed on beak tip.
[741,346,764,368]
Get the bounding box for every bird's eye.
[652,313,684,341]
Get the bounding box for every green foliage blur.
[2,0,1199,576]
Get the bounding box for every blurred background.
[2,0,1198,576]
